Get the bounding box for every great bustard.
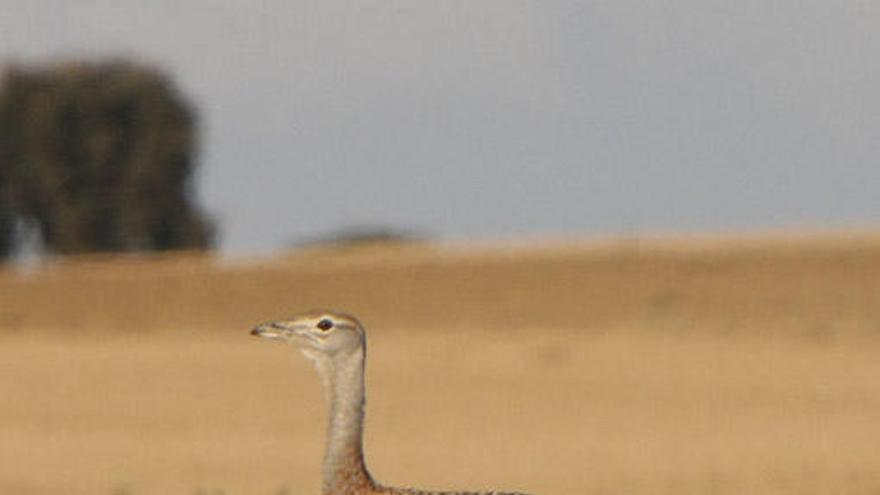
[251,310,529,495]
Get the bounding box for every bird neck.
[322,346,373,494]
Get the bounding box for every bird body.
[251,310,529,495]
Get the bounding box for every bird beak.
[250,322,293,341]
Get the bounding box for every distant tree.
[0,60,214,257]
[292,226,423,250]
[0,170,12,258]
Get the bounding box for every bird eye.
[316,319,334,331]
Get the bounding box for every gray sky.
[1,2,878,254]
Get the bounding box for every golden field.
[1,232,880,494]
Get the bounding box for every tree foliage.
[0,61,214,257]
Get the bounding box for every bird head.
[250,310,366,360]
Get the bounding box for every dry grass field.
[1,232,880,494]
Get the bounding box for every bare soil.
[1,233,879,494]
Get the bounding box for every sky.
[1,2,878,254]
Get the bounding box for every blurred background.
[1,2,879,495]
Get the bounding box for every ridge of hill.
[1,231,879,336]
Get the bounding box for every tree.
[0,60,214,257]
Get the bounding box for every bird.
[251,310,530,495]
